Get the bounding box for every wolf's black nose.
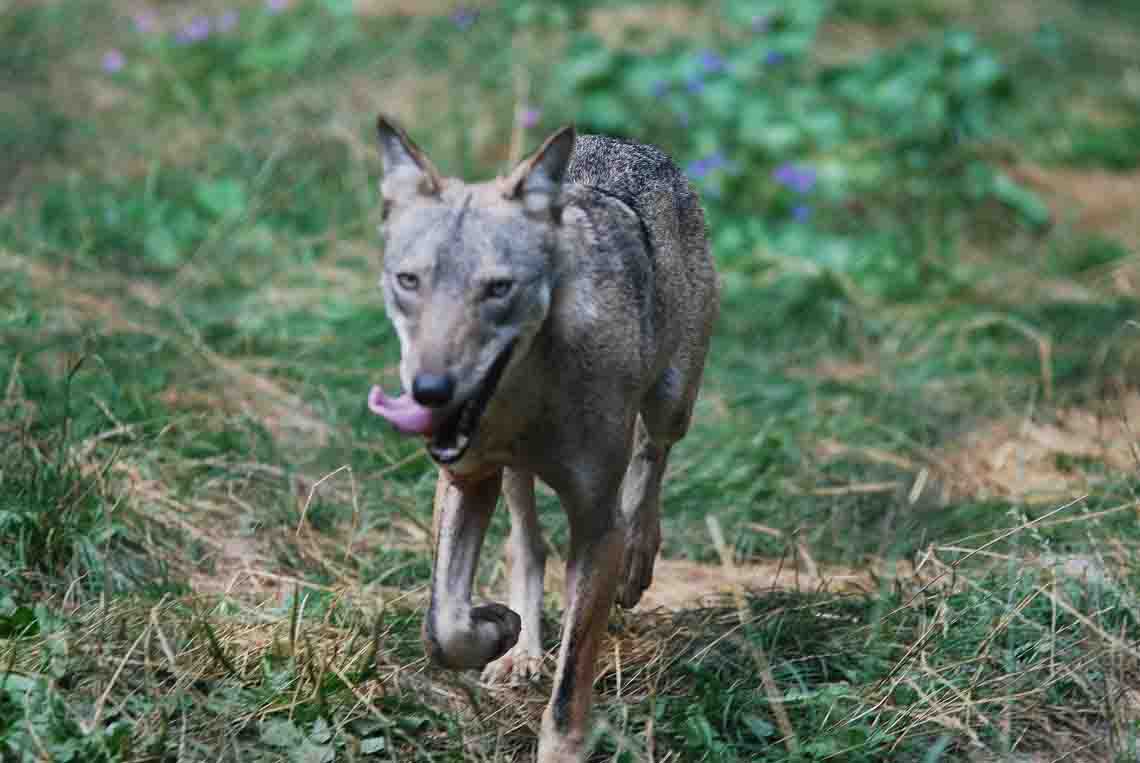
[412,373,455,407]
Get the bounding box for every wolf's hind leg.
[616,418,668,609]
[482,468,547,685]
[617,358,707,609]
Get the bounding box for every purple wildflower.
[685,76,704,94]
[218,10,238,32]
[519,107,542,129]
[764,50,786,66]
[451,7,478,30]
[650,79,669,98]
[698,49,726,74]
[772,163,797,186]
[792,166,817,193]
[792,204,812,222]
[773,163,817,194]
[102,49,126,74]
[266,0,290,12]
[686,159,709,179]
[132,9,157,34]
[176,16,211,44]
[686,152,726,180]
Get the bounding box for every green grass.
[2,0,1140,760]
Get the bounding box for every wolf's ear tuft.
[505,125,576,220]
[376,114,443,203]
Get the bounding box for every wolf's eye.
[484,279,514,300]
[395,273,420,291]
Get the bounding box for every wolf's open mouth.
[427,342,515,465]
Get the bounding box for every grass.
[1,0,1139,760]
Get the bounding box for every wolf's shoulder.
[566,134,685,199]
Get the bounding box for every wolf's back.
[565,135,707,260]
[564,134,718,381]
[566,136,686,208]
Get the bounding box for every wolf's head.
[371,115,576,466]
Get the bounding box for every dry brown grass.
[1008,163,1140,257]
[814,19,927,68]
[636,557,913,611]
[105,451,432,605]
[6,353,1137,761]
[5,534,1135,763]
[0,251,334,452]
[352,0,487,17]
[940,390,1140,503]
[812,382,1139,506]
[586,3,717,50]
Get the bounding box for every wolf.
[368,114,719,762]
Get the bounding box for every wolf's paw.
[481,644,545,686]
[470,603,522,665]
[538,714,587,763]
[616,526,660,609]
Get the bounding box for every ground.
[1,1,1139,761]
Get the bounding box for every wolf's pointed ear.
[376,114,443,205]
[504,125,576,220]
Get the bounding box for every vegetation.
[1,0,1138,760]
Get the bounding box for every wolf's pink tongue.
[368,386,435,435]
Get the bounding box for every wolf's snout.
[412,372,456,407]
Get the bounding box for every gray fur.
[374,115,719,763]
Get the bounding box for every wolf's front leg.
[482,469,547,685]
[538,481,625,763]
[422,470,521,670]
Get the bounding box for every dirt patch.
[187,536,275,597]
[188,549,910,614]
[634,557,909,611]
[814,391,1139,504]
[1007,163,1140,257]
[941,391,1140,503]
[353,0,481,17]
[789,359,878,383]
[586,4,715,50]
[813,20,926,67]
